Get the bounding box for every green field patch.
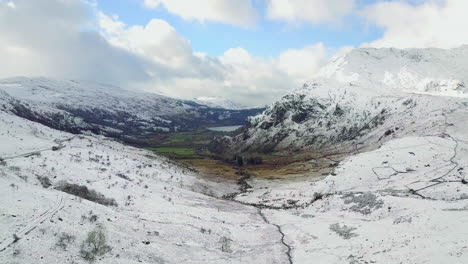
[144,128,240,160]
[148,147,201,159]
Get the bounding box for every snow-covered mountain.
[1,82,467,263]
[215,46,468,154]
[1,46,468,264]
[0,77,263,143]
[193,96,250,110]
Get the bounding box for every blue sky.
[96,0,384,57]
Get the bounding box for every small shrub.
[37,176,52,188]
[56,232,76,250]
[12,234,19,244]
[56,182,117,207]
[329,223,358,239]
[246,156,263,165]
[219,236,232,253]
[200,228,211,234]
[0,159,7,166]
[236,156,243,167]
[81,211,99,223]
[89,214,98,223]
[9,166,21,172]
[116,173,131,181]
[80,225,111,262]
[18,175,28,182]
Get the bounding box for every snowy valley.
[1,46,468,264]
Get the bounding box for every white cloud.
[219,48,253,65]
[277,43,328,83]
[99,14,195,70]
[266,0,355,25]
[0,0,331,106]
[0,0,152,84]
[361,0,468,48]
[6,1,15,8]
[142,0,257,27]
[216,48,296,103]
[97,12,330,106]
[97,12,124,36]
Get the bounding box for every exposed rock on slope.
[215,46,468,154]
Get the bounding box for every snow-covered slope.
[2,46,468,264]
[317,46,468,97]
[231,121,468,263]
[206,46,468,263]
[194,96,250,110]
[2,93,468,263]
[0,77,262,142]
[216,46,468,154]
[0,110,289,263]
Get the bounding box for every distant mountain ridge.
[0,77,264,144]
[193,96,250,110]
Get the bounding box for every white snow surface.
[313,45,468,98]
[1,99,467,263]
[0,77,192,121]
[0,111,286,263]
[1,46,468,263]
[194,97,249,110]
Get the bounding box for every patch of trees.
[232,155,263,166]
[56,182,117,207]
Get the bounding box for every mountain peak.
[193,96,249,110]
[309,46,468,98]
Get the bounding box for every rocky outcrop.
[213,46,468,155]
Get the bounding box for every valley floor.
[1,103,468,264]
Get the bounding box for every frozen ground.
[228,93,468,263]
[0,111,288,264]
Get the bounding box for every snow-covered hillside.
[316,46,468,98]
[194,97,249,110]
[216,46,468,154]
[1,46,468,264]
[0,110,290,263]
[1,89,468,263]
[0,77,262,142]
[204,47,468,263]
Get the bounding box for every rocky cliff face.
[214,46,468,154]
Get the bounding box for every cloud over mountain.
[362,0,468,48]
